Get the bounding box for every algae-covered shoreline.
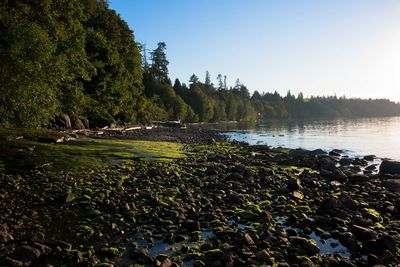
[1,127,400,267]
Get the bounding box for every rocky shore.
[1,128,400,266]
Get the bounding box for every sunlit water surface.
[215,117,400,160]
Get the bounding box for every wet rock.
[14,245,41,262]
[175,234,186,242]
[289,237,320,256]
[255,249,271,262]
[383,179,400,192]
[339,157,352,166]
[363,155,375,161]
[287,178,301,191]
[44,239,72,250]
[339,195,358,210]
[321,197,341,210]
[348,174,369,184]
[351,225,376,241]
[325,255,356,267]
[64,192,77,203]
[380,160,400,175]
[32,242,52,254]
[182,220,201,232]
[376,235,397,252]
[1,257,24,267]
[319,156,337,171]
[329,150,341,157]
[0,230,13,243]
[243,233,255,246]
[129,248,153,264]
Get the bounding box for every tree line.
[1,0,399,128]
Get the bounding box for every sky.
[109,0,400,102]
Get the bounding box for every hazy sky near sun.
[109,0,400,101]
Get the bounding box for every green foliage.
[1,1,400,128]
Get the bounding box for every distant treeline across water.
[1,1,399,128]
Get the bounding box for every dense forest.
[1,0,400,128]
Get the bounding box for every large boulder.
[57,114,71,129]
[380,160,400,175]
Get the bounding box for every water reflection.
[211,117,400,160]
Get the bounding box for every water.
[216,116,400,160]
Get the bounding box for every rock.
[382,179,400,192]
[182,220,201,232]
[82,118,90,129]
[321,197,341,210]
[289,236,320,256]
[348,174,369,184]
[339,158,352,166]
[339,195,358,210]
[292,191,304,200]
[379,160,400,175]
[61,114,72,129]
[128,248,153,263]
[329,150,341,157]
[319,156,337,171]
[287,178,301,191]
[255,249,271,261]
[376,235,397,252]
[243,233,255,246]
[64,192,77,203]
[73,118,86,129]
[364,155,375,161]
[0,230,13,243]
[175,234,186,242]
[14,245,41,262]
[1,257,24,267]
[44,239,72,250]
[32,242,52,254]
[351,225,376,241]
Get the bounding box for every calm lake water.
[213,116,400,160]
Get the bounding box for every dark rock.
[0,230,13,243]
[376,235,397,252]
[321,197,341,210]
[14,245,41,262]
[64,192,77,203]
[129,248,153,264]
[44,239,72,250]
[351,225,376,241]
[319,156,337,171]
[325,255,356,267]
[339,195,358,210]
[32,242,52,254]
[243,233,255,246]
[255,249,271,261]
[182,220,201,232]
[339,158,352,166]
[380,160,400,175]
[329,150,341,157]
[348,174,369,184]
[175,234,186,242]
[1,257,24,267]
[289,236,320,256]
[364,155,375,161]
[382,179,400,192]
[287,178,301,191]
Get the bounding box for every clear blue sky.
[109,0,400,101]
